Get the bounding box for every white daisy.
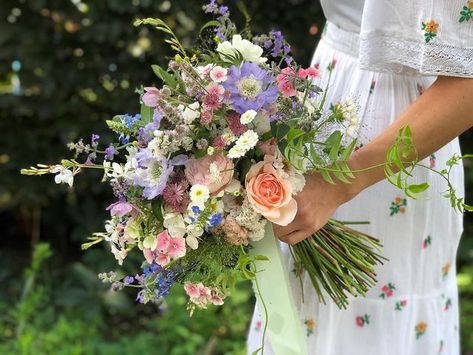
[240,109,258,124]
[189,184,210,206]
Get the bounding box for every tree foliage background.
[0,0,472,354]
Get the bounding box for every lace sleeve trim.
[359,32,473,78]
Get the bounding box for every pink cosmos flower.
[209,66,228,83]
[196,64,214,80]
[185,154,234,194]
[227,112,247,136]
[142,87,160,107]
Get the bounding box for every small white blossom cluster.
[339,99,359,138]
[228,130,259,158]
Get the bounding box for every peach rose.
[245,155,297,226]
[185,154,234,194]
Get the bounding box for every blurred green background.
[0,1,472,354]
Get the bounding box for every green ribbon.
[250,224,309,355]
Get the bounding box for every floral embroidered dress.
[247,1,473,354]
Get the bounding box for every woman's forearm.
[347,76,473,197]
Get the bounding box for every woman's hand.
[273,173,359,245]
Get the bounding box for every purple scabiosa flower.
[134,149,174,200]
[105,145,118,160]
[223,62,278,114]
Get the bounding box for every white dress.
[247,0,470,354]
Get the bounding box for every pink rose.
[185,154,234,194]
[142,87,160,107]
[245,155,297,226]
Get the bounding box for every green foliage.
[0,243,253,355]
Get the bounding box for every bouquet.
[21,1,471,351]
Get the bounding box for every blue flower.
[156,269,177,298]
[119,134,129,145]
[223,62,278,114]
[208,213,223,228]
[143,262,161,277]
[120,113,141,128]
[191,206,201,215]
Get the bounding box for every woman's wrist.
[345,152,375,201]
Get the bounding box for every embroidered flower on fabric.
[291,260,305,277]
[442,262,451,278]
[255,320,262,332]
[327,58,337,72]
[417,83,425,95]
[421,20,439,43]
[354,143,364,152]
[422,235,432,249]
[390,196,407,216]
[379,282,396,299]
[369,80,376,94]
[395,299,408,311]
[444,297,452,311]
[304,318,316,336]
[429,154,436,169]
[355,314,370,327]
[459,1,473,22]
[415,321,428,339]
